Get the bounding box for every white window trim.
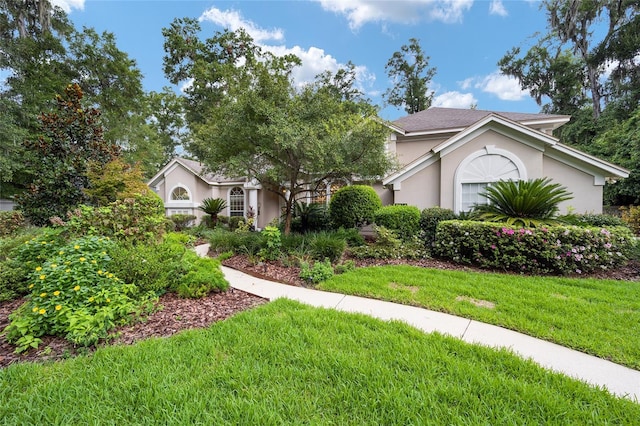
[168,184,192,202]
[453,145,527,214]
[228,186,245,217]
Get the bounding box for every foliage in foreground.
[373,204,421,241]
[319,265,640,369]
[329,185,382,229]
[0,300,636,424]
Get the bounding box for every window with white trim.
[455,147,526,214]
[170,186,190,201]
[229,187,245,217]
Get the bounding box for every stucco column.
[244,179,262,230]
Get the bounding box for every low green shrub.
[329,185,381,229]
[290,202,330,233]
[259,226,282,261]
[0,211,27,237]
[170,214,196,231]
[374,205,421,241]
[420,207,457,248]
[334,227,365,247]
[433,220,636,275]
[560,213,627,228]
[299,258,334,284]
[350,226,428,260]
[280,233,312,256]
[310,233,346,262]
[621,205,640,235]
[175,253,228,298]
[207,229,263,256]
[4,236,147,352]
[334,259,356,274]
[65,191,167,243]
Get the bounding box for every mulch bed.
[1,251,638,368]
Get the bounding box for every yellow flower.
[53,291,60,296]
[98,270,103,275]
[91,260,97,264]
[40,292,47,298]
[59,250,65,255]
[65,269,71,273]
[32,306,38,312]
[51,264,57,269]
[39,275,46,280]
[28,284,34,289]
[55,305,62,311]
[74,245,80,250]
[107,273,114,279]
[106,298,111,303]
[38,309,46,315]
[79,257,86,262]
[101,251,107,255]
[88,297,94,302]
[73,285,80,291]
[35,266,42,272]
[41,241,47,245]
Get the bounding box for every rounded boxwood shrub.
[374,205,421,241]
[420,207,457,247]
[329,185,381,229]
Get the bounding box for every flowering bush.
[433,220,635,275]
[4,236,148,352]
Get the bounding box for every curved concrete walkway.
[198,245,640,401]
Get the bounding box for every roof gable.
[148,157,244,187]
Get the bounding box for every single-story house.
[149,107,629,227]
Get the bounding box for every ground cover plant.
[318,265,640,369]
[0,299,637,424]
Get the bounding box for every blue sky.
[53,0,549,121]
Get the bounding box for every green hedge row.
[433,220,636,275]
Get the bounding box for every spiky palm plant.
[198,197,227,227]
[472,178,573,227]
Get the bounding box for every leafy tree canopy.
[163,22,395,233]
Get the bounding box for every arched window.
[170,186,190,201]
[454,146,526,213]
[229,187,245,217]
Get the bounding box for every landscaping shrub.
[350,226,427,260]
[280,232,312,256]
[0,211,27,237]
[170,214,196,231]
[433,220,635,275]
[4,236,147,352]
[65,191,167,243]
[208,229,264,256]
[334,227,365,247]
[310,232,347,262]
[374,205,420,241]
[174,253,228,298]
[620,205,640,235]
[560,213,628,228]
[259,226,282,261]
[329,185,381,229]
[420,207,457,247]
[290,202,330,233]
[299,258,334,284]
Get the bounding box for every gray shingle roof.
[392,107,570,133]
[177,157,243,184]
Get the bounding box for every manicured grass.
[318,265,640,369]
[0,299,637,424]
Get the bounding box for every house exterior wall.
[395,136,447,165]
[543,155,603,214]
[391,162,441,209]
[371,183,394,206]
[258,189,281,229]
[439,129,544,210]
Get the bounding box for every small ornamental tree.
[329,185,382,229]
[17,84,120,225]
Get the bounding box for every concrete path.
[199,246,640,401]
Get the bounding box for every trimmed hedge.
[420,207,457,247]
[433,220,635,275]
[373,205,421,241]
[329,185,381,229]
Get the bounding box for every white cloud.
[476,72,527,101]
[458,77,474,90]
[432,91,477,108]
[50,0,84,13]
[489,0,508,17]
[316,0,473,29]
[199,7,284,43]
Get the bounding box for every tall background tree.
[162,21,394,233]
[499,0,640,205]
[1,0,186,200]
[16,84,120,225]
[383,38,436,114]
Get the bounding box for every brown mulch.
[1,250,638,369]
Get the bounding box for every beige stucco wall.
[391,162,441,209]
[370,183,394,206]
[395,136,447,165]
[258,189,281,229]
[439,129,544,210]
[543,156,603,214]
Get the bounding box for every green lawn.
[1,299,637,424]
[318,265,640,369]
